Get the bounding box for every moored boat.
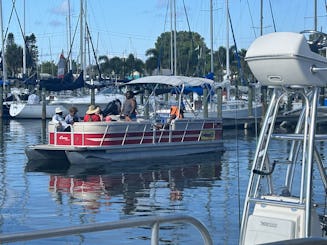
[26,118,223,165]
[25,76,224,165]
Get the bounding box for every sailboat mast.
[0,0,6,88]
[314,0,317,31]
[260,0,263,36]
[210,0,214,73]
[226,0,230,100]
[68,0,72,71]
[173,0,177,75]
[170,0,173,75]
[80,0,84,75]
[23,0,26,76]
[226,0,230,78]
[0,0,5,117]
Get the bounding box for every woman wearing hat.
[83,105,103,122]
[52,107,70,131]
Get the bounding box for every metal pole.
[170,0,173,75]
[210,0,213,73]
[260,0,263,36]
[41,88,46,120]
[0,0,6,118]
[248,84,253,117]
[226,0,230,79]
[314,0,317,31]
[203,87,208,118]
[216,87,222,119]
[80,0,84,74]
[23,0,26,76]
[68,0,72,71]
[305,87,319,237]
[173,0,177,75]
[151,222,159,245]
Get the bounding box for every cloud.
[49,20,64,27]
[50,0,69,16]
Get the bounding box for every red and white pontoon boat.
[25,76,223,165]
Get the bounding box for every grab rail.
[0,215,213,245]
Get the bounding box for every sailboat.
[203,0,262,126]
[239,32,327,244]
[8,53,80,119]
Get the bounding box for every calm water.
[0,119,325,244]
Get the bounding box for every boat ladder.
[240,86,327,244]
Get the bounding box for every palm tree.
[98,55,110,76]
[145,48,159,75]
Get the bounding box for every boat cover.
[245,32,327,87]
[127,75,215,87]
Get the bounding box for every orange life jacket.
[170,106,183,119]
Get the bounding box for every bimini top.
[245,32,327,87]
[127,75,215,87]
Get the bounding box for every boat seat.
[244,214,295,245]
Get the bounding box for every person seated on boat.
[83,105,103,122]
[52,107,70,132]
[65,106,80,125]
[121,91,137,121]
[155,105,184,130]
[169,105,184,121]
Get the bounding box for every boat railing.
[49,119,221,147]
[0,215,213,245]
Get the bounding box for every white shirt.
[52,114,69,131]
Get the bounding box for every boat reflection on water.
[49,175,110,212]
[26,152,222,215]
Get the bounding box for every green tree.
[5,33,22,77]
[125,53,144,77]
[25,33,38,74]
[98,55,110,76]
[40,61,57,76]
[145,48,159,75]
[109,56,124,77]
[145,31,208,76]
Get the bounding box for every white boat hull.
[9,102,68,119]
[50,92,125,114]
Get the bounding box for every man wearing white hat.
[52,107,70,131]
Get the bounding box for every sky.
[1,0,326,63]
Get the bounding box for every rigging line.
[268,0,277,32]
[12,0,25,41]
[246,0,257,38]
[85,21,101,77]
[182,0,192,33]
[182,0,195,75]
[163,0,170,32]
[227,6,242,230]
[66,14,81,68]
[227,8,245,85]
[4,0,15,42]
